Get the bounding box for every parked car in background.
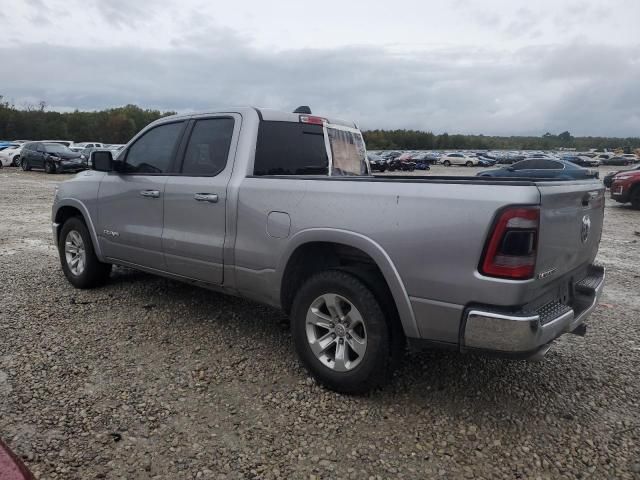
[410,152,439,165]
[591,152,615,163]
[440,153,481,167]
[611,168,640,209]
[105,144,126,152]
[475,155,498,166]
[41,140,75,147]
[526,153,557,160]
[367,153,387,172]
[388,158,416,171]
[74,142,104,149]
[562,155,600,167]
[380,150,401,161]
[603,165,640,188]
[600,156,634,166]
[0,142,17,152]
[477,159,598,180]
[475,158,496,167]
[0,143,24,166]
[496,152,526,164]
[20,142,85,173]
[621,154,639,163]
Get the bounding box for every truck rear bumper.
[462,265,605,357]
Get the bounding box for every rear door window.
[180,118,235,176]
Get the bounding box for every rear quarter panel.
[233,178,543,327]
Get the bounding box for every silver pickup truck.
[52,107,605,393]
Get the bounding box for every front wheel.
[58,217,112,288]
[21,158,31,171]
[631,187,640,210]
[466,161,474,167]
[443,160,451,167]
[44,160,56,174]
[291,270,397,394]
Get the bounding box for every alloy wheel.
[64,230,86,276]
[305,293,367,372]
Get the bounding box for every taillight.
[299,115,327,125]
[480,206,539,280]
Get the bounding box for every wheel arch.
[277,229,419,338]
[53,200,104,260]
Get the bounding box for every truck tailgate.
[535,181,604,283]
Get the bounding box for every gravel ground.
[1,166,639,479]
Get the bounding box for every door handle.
[194,193,219,203]
[140,190,160,198]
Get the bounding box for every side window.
[535,160,562,169]
[181,118,235,176]
[513,160,534,170]
[254,121,328,175]
[123,122,184,174]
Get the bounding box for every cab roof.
[158,107,357,129]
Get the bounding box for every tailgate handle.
[581,193,590,207]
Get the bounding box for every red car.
[0,439,34,480]
[611,168,640,209]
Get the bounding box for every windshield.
[44,143,72,154]
[324,124,369,176]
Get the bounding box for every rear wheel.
[58,216,112,288]
[443,160,451,167]
[291,270,396,394]
[20,158,31,171]
[12,156,20,167]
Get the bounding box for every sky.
[1,0,639,136]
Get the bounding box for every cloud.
[0,37,638,136]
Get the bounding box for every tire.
[12,156,20,167]
[466,161,474,167]
[58,216,112,288]
[631,186,640,210]
[21,158,31,171]
[44,160,56,174]
[290,270,397,394]
[443,160,451,167]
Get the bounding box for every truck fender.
[276,228,419,338]
[53,198,104,261]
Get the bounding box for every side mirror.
[92,151,113,172]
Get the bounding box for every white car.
[621,154,638,163]
[0,144,23,167]
[74,142,104,149]
[440,153,481,167]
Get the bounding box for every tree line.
[363,129,640,153]
[0,98,174,144]
[1,98,638,151]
